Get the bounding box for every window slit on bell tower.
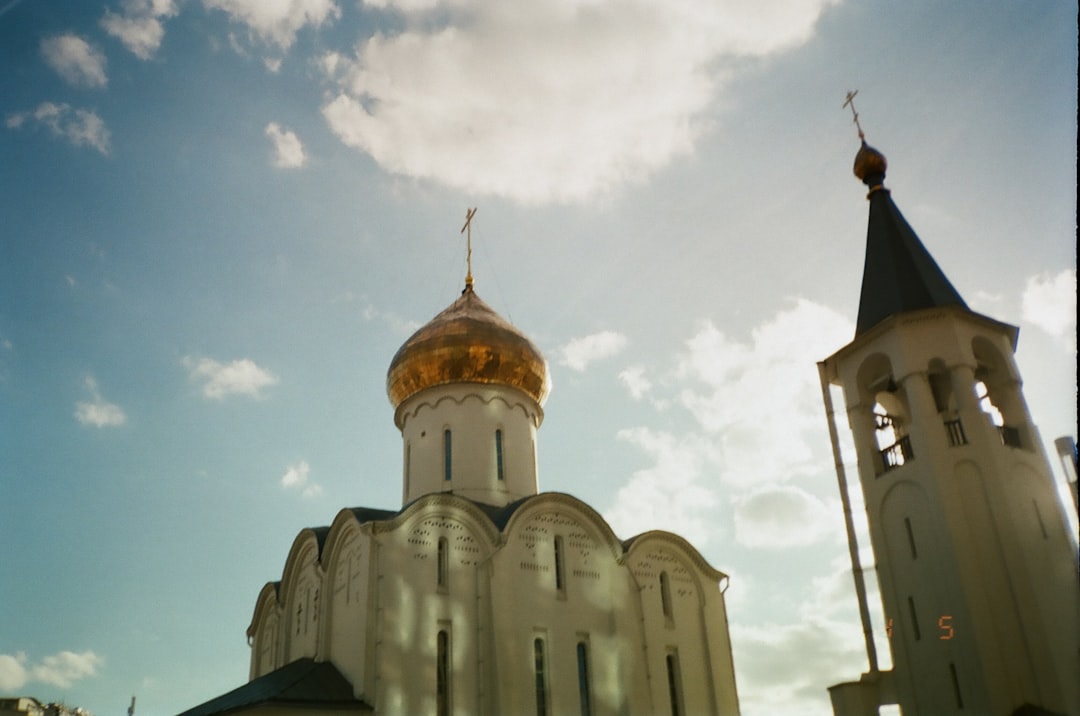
[908,595,921,641]
[904,517,918,559]
[949,662,964,709]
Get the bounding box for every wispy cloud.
[604,298,852,548]
[41,34,108,87]
[204,0,340,51]
[618,365,652,400]
[556,331,627,372]
[265,122,307,168]
[101,0,178,60]
[1022,269,1075,346]
[320,0,838,203]
[0,650,105,691]
[280,460,322,498]
[6,102,111,154]
[605,427,721,546]
[183,356,278,400]
[674,299,852,487]
[74,376,127,428]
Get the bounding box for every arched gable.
[320,508,367,579]
[624,530,727,600]
[382,492,504,549]
[247,581,283,679]
[279,528,327,661]
[279,527,329,598]
[247,581,281,640]
[499,492,624,561]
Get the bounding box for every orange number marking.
[938,615,954,640]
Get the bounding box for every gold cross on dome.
[843,90,865,141]
[461,207,477,289]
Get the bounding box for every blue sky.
[1,1,1076,714]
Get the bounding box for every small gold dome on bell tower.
[854,141,888,187]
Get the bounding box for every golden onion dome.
[386,286,550,412]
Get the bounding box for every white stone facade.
[247,490,739,715]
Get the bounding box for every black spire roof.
[852,142,968,336]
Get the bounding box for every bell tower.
[821,137,1079,715]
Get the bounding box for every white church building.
[179,272,741,716]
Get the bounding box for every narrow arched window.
[908,595,922,641]
[949,662,964,709]
[554,536,565,593]
[660,571,673,620]
[576,641,592,716]
[904,517,918,559]
[437,629,451,716]
[443,429,452,481]
[495,430,505,481]
[533,638,548,716]
[665,652,683,716]
[437,537,449,589]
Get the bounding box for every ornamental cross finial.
[843,90,865,141]
[460,207,477,289]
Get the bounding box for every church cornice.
[822,304,1020,376]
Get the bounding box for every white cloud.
[675,298,852,488]
[280,460,323,498]
[557,331,627,371]
[1022,269,1075,344]
[604,427,721,546]
[5,102,112,155]
[183,356,279,400]
[731,618,866,716]
[31,651,105,689]
[0,651,104,691]
[75,376,127,428]
[321,0,838,203]
[618,365,652,400]
[101,0,179,60]
[41,34,108,87]
[204,0,340,50]
[265,122,307,168]
[733,484,841,549]
[0,653,28,691]
[605,299,852,552]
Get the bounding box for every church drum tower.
[821,138,1079,716]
